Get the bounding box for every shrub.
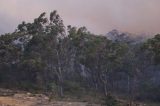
[64,81,83,92]
[103,94,119,106]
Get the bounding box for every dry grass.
[0,96,35,106]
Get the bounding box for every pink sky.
[0,0,160,35]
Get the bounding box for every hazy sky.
[0,0,160,35]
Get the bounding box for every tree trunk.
[55,49,64,97]
[104,83,108,97]
[100,71,108,97]
[128,75,134,106]
[59,84,64,97]
[56,70,64,97]
[95,83,98,91]
[127,75,130,95]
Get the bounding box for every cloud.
[0,0,160,35]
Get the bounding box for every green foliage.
[64,81,84,93]
[21,58,44,71]
[143,34,160,64]
[103,94,119,106]
[18,82,41,91]
[48,82,58,92]
[139,82,160,102]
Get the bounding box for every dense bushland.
[0,11,160,104]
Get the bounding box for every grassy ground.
[50,91,105,104]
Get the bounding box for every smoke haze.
[0,0,160,35]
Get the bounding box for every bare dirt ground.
[0,88,101,106]
[0,94,101,106]
[0,96,100,106]
[0,88,154,106]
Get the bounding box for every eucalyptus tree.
[17,10,66,96]
[143,34,160,64]
[68,28,128,96]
